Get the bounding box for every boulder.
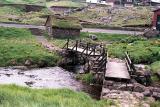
[133,83,146,92]
[152,92,160,100]
[143,28,159,38]
[89,34,98,40]
[143,90,151,97]
[25,60,32,66]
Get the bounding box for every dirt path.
[82,28,143,35]
[0,23,45,29]
[35,36,62,52]
[0,23,143,35]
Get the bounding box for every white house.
[86,0,100,4]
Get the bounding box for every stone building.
[45,15,82,38]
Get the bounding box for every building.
[86,0,100,3]
[152,8,160,31]
[45,15,82,38]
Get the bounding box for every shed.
[45,15,82,38]
[152,8,160,31]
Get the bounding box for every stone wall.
[52,28,80,38]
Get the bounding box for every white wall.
[86,0,99,3]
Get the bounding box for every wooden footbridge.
[63,39,150,85]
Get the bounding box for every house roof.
[46,15,82,30]
[153,8,160,12]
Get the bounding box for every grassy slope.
[46,0,86,8]
[70,6,152,27]
[0,85,112,107]
[0,27,60,67]
[0,0,45,5]
[0,6,50,25]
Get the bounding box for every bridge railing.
[125,52,136,76]
[63,39,105,56]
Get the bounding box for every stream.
[0,67,101,99]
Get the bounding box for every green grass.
[46,0,87,8]
[150,101,160,107]
[0,0,45,5]
[0,85,112,107]
[0,6,50,25]
[76,73,94,84]
[108,40,160,64]
[151,61,160,74]
[0,27,60,67]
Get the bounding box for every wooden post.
[86,43,89,55]
[76,40,78,51]
[67,38,69,49]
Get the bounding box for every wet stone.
[152,92,160,100]
[25,81,35,87]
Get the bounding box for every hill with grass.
[0,0,45,5]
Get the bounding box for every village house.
[45,15,82,38]
[152,8,160,31]
[86,0,134,7]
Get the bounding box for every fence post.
[76,40,78,51]
[67,38,69,49]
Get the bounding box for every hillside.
[0,0,45,5]
[69,6,152,28]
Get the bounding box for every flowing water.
[0,67,101,99]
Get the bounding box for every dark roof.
[153,8,160,12]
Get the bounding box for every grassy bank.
[0,85,112,107]
[46,0,87,8]
[0,6,50,25]
[0,27,60,67]
[0,0,45,5]
[151,61,160,74]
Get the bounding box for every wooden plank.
[105,60,131,80]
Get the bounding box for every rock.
[152,87,160,93]
[133,92,144,100]
[143,90,151,97]
[12,66,28,70]
[5,73,13,77]
[18,71,25,75]
[152,92,160,100]
[143,28,159,38]
[118,84,134,91]
[133,83,146,92]
[24,81,35,87]
[103,80,114,86]
[89,34,98,40]
[25,60,32,66]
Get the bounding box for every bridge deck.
[68,47,100,56]
[105,59,130,80]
